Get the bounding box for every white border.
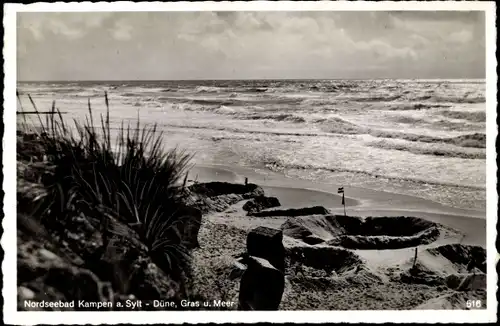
[3,1,498,324]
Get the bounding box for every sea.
[16,79,487,212]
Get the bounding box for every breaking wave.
[438,110,486,123]
[312,117,485,149]
[416,95,485,104]
[383,103,452,111]
[315,117,367,135]
[263,161,485,191]
[236,113,306,123]
[370,131,486,149]
[367,139,486,160]
[194,86,221,93]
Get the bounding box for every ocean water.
[16,79,486,211]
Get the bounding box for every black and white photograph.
[3,1,497,324]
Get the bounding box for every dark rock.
[249,206,331,217]
[178,206,202,249]
[238,256,285,310]
[247,227,285,272]
[242,196,281,214]
[303,235,325,245]
[229,258,248,281]
[188,182,264,198]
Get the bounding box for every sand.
[188,163,487,310]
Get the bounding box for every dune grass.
[17,92,195,276]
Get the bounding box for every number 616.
[466,300,482,309]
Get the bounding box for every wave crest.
[438,110,486,123]
[368,139,485,160]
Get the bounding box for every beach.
[16,79,487,311]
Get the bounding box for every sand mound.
[281,214,442,249]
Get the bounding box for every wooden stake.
[412,247,418,269]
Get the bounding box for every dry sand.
[188,164,487,310]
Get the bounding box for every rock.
[249,206,331,217]
[243,196,281,214]
[247,227,285,272]
[188,182,264,198]
[229,259,248,281]
[39,249,59,260]
[18,286,35,300]
[178,206,202,249]
[238,256,285,310]
[303,235,325,245]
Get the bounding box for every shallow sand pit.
[286,245,364,276]
[281,213,446,250]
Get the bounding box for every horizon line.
[17,77,487,83]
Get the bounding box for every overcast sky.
[17,11,486,81]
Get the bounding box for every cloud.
[111,19,133,40]
[449,29,474,44]
[16,11,486,80]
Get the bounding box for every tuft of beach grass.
[17,92,196,279]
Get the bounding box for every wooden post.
[412,247,418,270]
[343,193,346,217]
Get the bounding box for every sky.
[17,11,486,81]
